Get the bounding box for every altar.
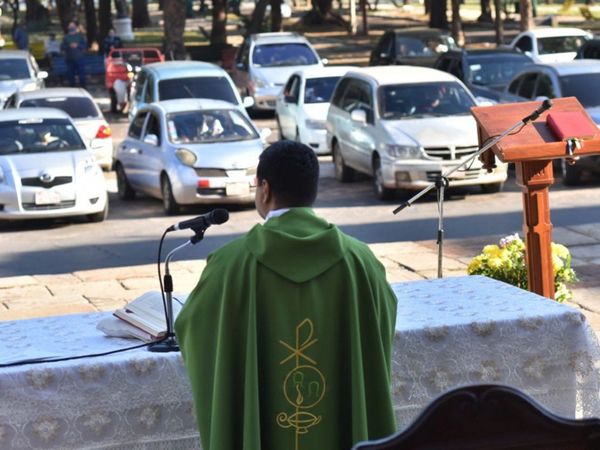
[1,276,599,449]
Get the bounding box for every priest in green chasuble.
[175,141,398,450]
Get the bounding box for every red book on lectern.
[547,111,598,141]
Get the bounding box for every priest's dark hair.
[257,140,320,206]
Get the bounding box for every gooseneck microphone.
[167,208,229,232]
[522,99,553,124]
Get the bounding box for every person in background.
[61,21,87,88]
[13,21,28,50]
[175,140,398,450]
[101,29,122,56]
[44,33,61,58]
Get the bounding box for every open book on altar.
[112,291,188,339]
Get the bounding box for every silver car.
[5,88,114,170]
[115,99,270,214]
[0,108,108,222]
[0,50,47,106]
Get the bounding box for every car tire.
[87,200,108,223]
[480,182,504,194]
[332,141,355,182]
[116,163,136,200]
[161,175,181,215]
[109,88,118,114]
[562,160,582,186]
[373,156,394,200]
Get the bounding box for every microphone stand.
[148,227,206,353]
[392,100,552,279]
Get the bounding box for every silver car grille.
[21,200,76,211]
[21,176,73,188]
[195,168,256,177]
[423,145,479,161]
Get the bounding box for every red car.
[105,47,164,113]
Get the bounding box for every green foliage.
[467,234,578,303]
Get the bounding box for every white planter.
[114,18,134,42]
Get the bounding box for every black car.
[369,28,459,68]
[576,38,600,60]
[434,48,533,103]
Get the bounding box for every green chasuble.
[175,208,397,450]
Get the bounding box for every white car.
[275,66,354,154]
[4,88,113,170]
[230,32,324,110]
[0,50,47,106]
[509,27,592,63]
[115,99,270,214]
[0,108,108,222]
[326,66,508,199]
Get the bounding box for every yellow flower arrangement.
[467,233,578,302]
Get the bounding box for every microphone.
[167,208,229,232]
[522,99,553,124]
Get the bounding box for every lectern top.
[471,97,600,163]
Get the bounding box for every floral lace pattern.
[1,276,599,447]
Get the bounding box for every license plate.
[226,182,250,197]
[35,190,61,205]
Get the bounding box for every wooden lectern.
[471,97,600,299]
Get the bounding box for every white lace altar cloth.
[1,275,599,449]
[391,275,600,428]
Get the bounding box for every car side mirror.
[284,95,297,104]
[534,95,549,102]
[243,96,254,108]
[379,52,389,60]
[321,58,329,65]
[236,62,247,71]
[37,71,48,80]
[350,109,367,124]
[259,128,272,141]
[143,134,159,146]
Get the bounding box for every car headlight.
[253,77,272,89]
[305,119,326,130]
[386,144,422,159]
[175,148,197,166]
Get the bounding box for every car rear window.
[467,54,532,86]
[158,76,238,104]
[252,43,319,67]
[395,35,456,57]
[0,58,30,80]
[0,118,85,154]
[538,36,589,55]
[560,73,600,108]
[20,97,101,119]
[304,76,341,104]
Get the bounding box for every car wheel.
[373,156,394,200]
[161,175,181,215]
[480,182,504,194]
[109,88,118,114]
[87,200,108,223]
[116,163,136,200]
[332,141,355,182]
[562,160,582,186]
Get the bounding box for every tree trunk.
[451,0,463,46]
[132,0,151,28]
[56,0,76,31]
[210,0,227,45]
[478,0,492,22]
[247,0,269,35]
[429,0,447,29]
[115,0,129,18]
[83,0,98,49]
[494,0,504,45]
[98,0,112,44]
[163,0,187,59]
[360,0,368,35]
[270,0,283,32]
[25,0,49,23]
[519,0,533,31]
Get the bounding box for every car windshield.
[395,35,456,58]
[467,54,532,87]
[304,76,341,103]
[252,43,319,67]
[20,97,100,119]
[538,36,589,55]
[379,82,476,119]
[0,58,30,80]
[158,76,238,104]
[167,109,258,144]
[0,118,85,154]
[560,73,600,108]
